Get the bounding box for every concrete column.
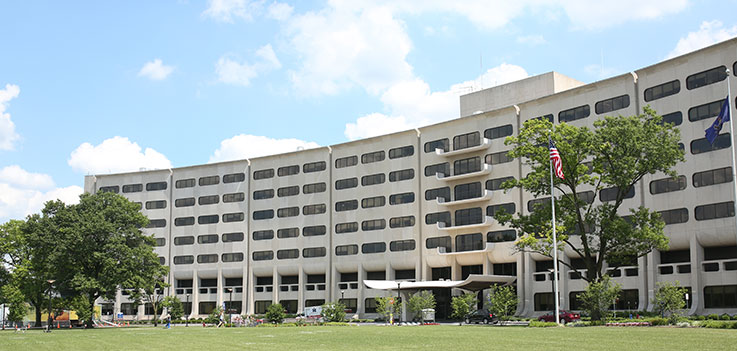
[217,267,224,310]
[241,265,248,315]
[356,266,365,315]
[272,265,278,305]
[298,265,304,315]
[192,271,200,316]
[247,268,255,314]
[689,237,703,315]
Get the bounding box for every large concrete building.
[85,38,737,320]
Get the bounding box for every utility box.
[421,309,435,323]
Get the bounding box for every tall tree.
[496,108,683,283]
[487,285,518,325]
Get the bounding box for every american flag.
[549,139,564,179]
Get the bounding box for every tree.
[0,283,28,327]
[652,281,687,324]
[407,290,436,321]
[451,292,477,323]
[487,285,518,325]
[129,278,170,326]
[580,276,621,322]
[321,301,346,322]
[496,109,682,286]
[162,296,183,320]
[375,296,401,322]
[265,303,285,324]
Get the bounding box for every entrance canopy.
[363,274,515,292]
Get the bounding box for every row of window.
[252,162,327,180]
[100,181,167,194]
[335,145,415,169]
[423,125,514,154]
[173,253,244,264]
[250,247,327,261]
[169,213,245,226]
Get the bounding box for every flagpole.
[549,134,561,325]
[726,68,737,256]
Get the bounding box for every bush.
[707,314,719,320]
[265,303,286,324]
[321,301,347,322]
[697,315,706,321]
[720,314,731,321]
[649,317,668,326]
[528,321,558,328]
[702,320,737,329]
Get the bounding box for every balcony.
[435,138,491,157]
[437,190,493,207]
[436,164,492,182]
[437,216,493,231]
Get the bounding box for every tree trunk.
[34,303,42,327]
[85,299,95,329]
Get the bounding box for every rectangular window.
[644,80,680,102]
[487,229,516,243]
[198,234,218,244]
[122,184,143,193]
[335,178,358,190]
[253,209,274,220]
[425,187,450,201]
[424,138,449,153]
[253,230,274,241]
[686,66,727,90]
[252,251,274,261]
[487,203,516,217]
[303,204,326,215]
[154,237,166,246]
[303,182,327,194]
[222,232,244,242]
[389,145,414,159]
[426,236,451,251]
[425,211,451,226]
[693,167,733,187]
[277,207,299,218]
[704,285,737,308]
[173,255,194,265]
[534,293,554,311]
[389,215,415,228]
[389,168,414,182]
[362,219,386,231]
[424,163,450,177]
[335,200,358,212]
[99,185,119,193]
[145,200,167,210]
[278,165,300,177]
[390,239,415,252]
[198,215,219,224]
[175,217,195,226]
[595,94,630,114]
[198,195,219,205]
[303,247,326,258]
[691,134,731,154]
[453,131,481,150]
[335,222,358,234]
[222,212,244,222]
[277,186,299,197]
[486,176,514,191]
[223,192,245,203]
[455,207,483,226]
[147,219,166,228]
[303,225,326,236]
[689,99,725,122]
[456,233,483,252]
[454,182,482,201]
[534,114,554,123]
[223,172,245,183]
[175,179,195,188]
[222,253,244,262]
[599,185,636,202]
[199,176,219,186]
[335,155,358,168]
[389,192,414,205]
[659,208,689,225]
[174,236,194,245]
[146,182,167,191]
[527,197,551,212]
[303,161,326,173]
[695,201,735,221]
[336,244,358,256]
[485,151,513,165]
[277,249,299,260]
[362,242,386,254]
[649,176,687,194]
[484,125,513,140]
[453,156,481,175]
[361,173,385,186]
[361,196,385,209]
[661,111,683,126]
[558,104,590,123]
[493,262,517,276]
[277,228,299,239]
[175,197,195,207]
[361,150,385,164]
[253,169,274,180]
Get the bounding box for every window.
[303,182,326,194]
[198,215,219,224]
[278,165,300,177]
[693,167,733,187]
[154,238,166,247]
[487,203,516,217]
[366,271,386,280]
[303,225,326,236]
[691,134,731,154]
[99,185,119,193]
[146,182,167,191]
[389,216,415,228]
[453,157,481,175]
[390,239,415,252]
[223,212,244,222]
[361,196,385,209]
[659,208,688,225]
[222,232,244,242]
[425,211,451,226]
[277,228,299,239]
[485,151,513,165]
[277,249,299,260]
[199,176,219,186]
[252,251,274,261]
[175,197,195,207]
[223,173,245,183]
[389,169,414,182]
[649,176,687,194]
[455,207,483,226]
[396,269,415,280]
[558,104,590,122]
[704,285,737,308]
[704,246,737,261]
[527,197,551,212]
[486,176,514,191]
[424,163,450,177]
[303,204,326,215]
[253,230,274,240]
[361,150,385,164]
[303,161,326,173]
[277,207,299,218]
[534,293,554,311]
[456,233,483,252]
[253,209,274,220]
[335,178,358,190]
[122,184,143,193]
[534,114,554,123]
[361,173,385,186]
[175,179,195,188]
[362,219,386,231]
[335,200,358,212]
[595,94,630,114]
[660,111,683,126]
[389,145,414,159]
[695,201,735,221]
[425,187,450,201]
[689,99,725,121]
[487,229,516,243]
[147,219,166,228]
[303,247,326,258]
[335,222,358,234]
[145,200,167,210]
[599,186,636,202]
[174,236,194,245]
[222,253,244,262]
[454,182,482,201]
[335,155,358,168]
[644,80,680,102]
[173,255,194,265]
[278,186,299,197]
[484,125,513,140]
[253,169,274,180]
[389,192,414,205]
[494,262,517,276]
[660,249,690,264]
[426,236,451,251]
[198,195,219,205]
[175,217,195,226]
[198,234,218,244]
[686,65,727,90]
[362,242,386,254]
[424,138,449,153]
[453,131,481,150]
[223,192,245,203]
[336,244,358,256]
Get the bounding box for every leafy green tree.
[451,292,477,323]
[652,281,687,324]
[487,285,518,325]
[68,295,93,325]
[321,301,347,322]
[496,109,682,284]
[129,278,169,326]
[162,296,184,320]
[207,306,223,324]
[407,291,436,321]
[0,283,28,327]
[265,303,286,324]
[375,296,401,322]
[580,276,621,321]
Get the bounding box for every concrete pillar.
[241,265,248,315]
[192,271,200,316]
[689,237,703,315]
[272,265,279,305]
[298,265,304,315]
[217,267,224,310]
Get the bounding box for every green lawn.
[1,325,735,350]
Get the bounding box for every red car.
[538,310,580,324]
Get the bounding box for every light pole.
[396,281,401,325]
[2,302,5,330]
[46,279,55,332]
[227,288,233,327]
[186,293,190,327]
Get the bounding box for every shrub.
[649,317,668,326]
[707,314,719,320]
[720,314,731,321]
[697,315,706,321]
[265,303,286,324]
[528,321,558,328]
[321,301,347,322]
[701,320,737,329]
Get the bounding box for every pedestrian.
[217,311,225,328]
[166,314,171,329]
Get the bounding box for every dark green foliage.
[266,303,286,324]
[321,301,347,322]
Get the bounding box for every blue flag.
[705,97,730,145]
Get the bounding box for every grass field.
[1,325,736,350]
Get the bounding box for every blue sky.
[1,0,736,222]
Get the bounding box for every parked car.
[538,310,580,324]
[464,309,498,324]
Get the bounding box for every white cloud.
[0,165,82,221]
[267,1,293,21]
[516,34,546,45]
[202,0,260,22]
[0,83,21,151]
[667,20,737,59]
[138,59,175,80]
[209,134,320,163]
[216,44,281,86]
[557,0,688,30]
[68,136,172,174]
[0,165,55,190]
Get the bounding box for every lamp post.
[396,281,401,326]
[2,302,5,330]
[46,279,55,332]
[186,293,190,327]
[227,288,233,328]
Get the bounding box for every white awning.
[363,274,515,292]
